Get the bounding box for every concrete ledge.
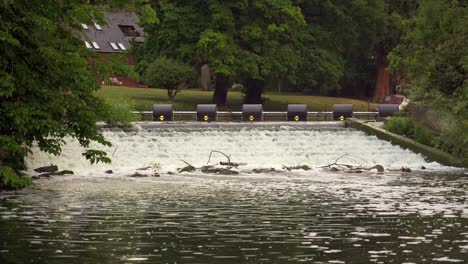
[346,118,466,168]
[135,121,346,130]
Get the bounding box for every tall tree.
[198,0,306,105]
[373,0,419,102]
[296,0,386,97]
[139,0,305,106]
[389,0,467,116]
[0,0,113,169]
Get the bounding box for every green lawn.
[96,86,378,112]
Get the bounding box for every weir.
[135,103,401,121]
[25,124,449,176]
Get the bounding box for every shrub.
[439,121,468,160]
[0,166,32,190]
[100,98,141,125]
[413,122,435,146]
[143,57,195,100]
[384,117,414,137]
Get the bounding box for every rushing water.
[1,125,467,263]
[25,124,448,175]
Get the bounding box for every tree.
[294,0,386,97]
[389,0,467,116]
[197,0,306,105]
[371,0,419,102]
[388,0,467,160]
[143,57,195,100]
[138,0,305,106]
[0,0,113,170]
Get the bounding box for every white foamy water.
[25,126,449,175]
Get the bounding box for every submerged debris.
[282,165,311,171]
[33,170,74,179]
[401,167,412,172]
[251,168,277,174]
[178,160,197,173]
[201,166,239,175]
[321,154,385,174]
[34,165,58,173]
[129,172,160,178]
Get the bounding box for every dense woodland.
[0,0,467,186]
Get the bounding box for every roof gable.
[82,11,144,53]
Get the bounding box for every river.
[1,125,466,263]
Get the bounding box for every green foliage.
[100,98,141,125]
[138,0,390,99]
[143,57,195,100]
[0,0,112,168]
[439,121,468,160]
[0,166,32,190]
[413,123,435,146]
[384,117,414,137]
[385,117,441,149]
[100,54,140,80]
[387,0,467,161]
[388,0,467,119]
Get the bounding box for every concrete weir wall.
[346,118,466,168]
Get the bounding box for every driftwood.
[176,151,241,175]
[177,160,197,173]
[207,150,231,166]
[251,168,277,174]
[321,154,385,173]
[34,165,58,173]
[282,165,311,171]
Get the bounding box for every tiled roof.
[82,11,144,53]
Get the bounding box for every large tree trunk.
[244,78,264,104]
[200,64,212,91]
[373,48,390,103]
[212,74,230,107]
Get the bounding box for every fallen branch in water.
[178,160,197,173]
[207,150,231,166]
[321,154,384,173]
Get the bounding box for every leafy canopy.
[0,0,113,166]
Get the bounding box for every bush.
[100,98,141,125]
[143,57,195,100]
[413,122,435,146]
[0,166,32,190]
[384,117,414,137]
[439,121,468,160]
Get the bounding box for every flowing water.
[1,124,467,263]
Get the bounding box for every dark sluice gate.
[242,104,263,122]
[378,104,399,118]
[287,104,308,121]
[153,104,174,121]
[197,104,218,122]
[333,104,353,120]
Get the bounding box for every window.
[81,23,89,30]
[94,23,102,30]
[92,42,100,49]
[109,42,119,50]
[117,43,126,50]
[118,25,139,37]
[85,41,92,49]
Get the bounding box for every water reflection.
[0,172,467,263]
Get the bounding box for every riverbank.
[346,118,466,168]
[95,86,378,111]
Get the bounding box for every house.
[82,11,145,87]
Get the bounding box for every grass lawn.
[96,86,378,112]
